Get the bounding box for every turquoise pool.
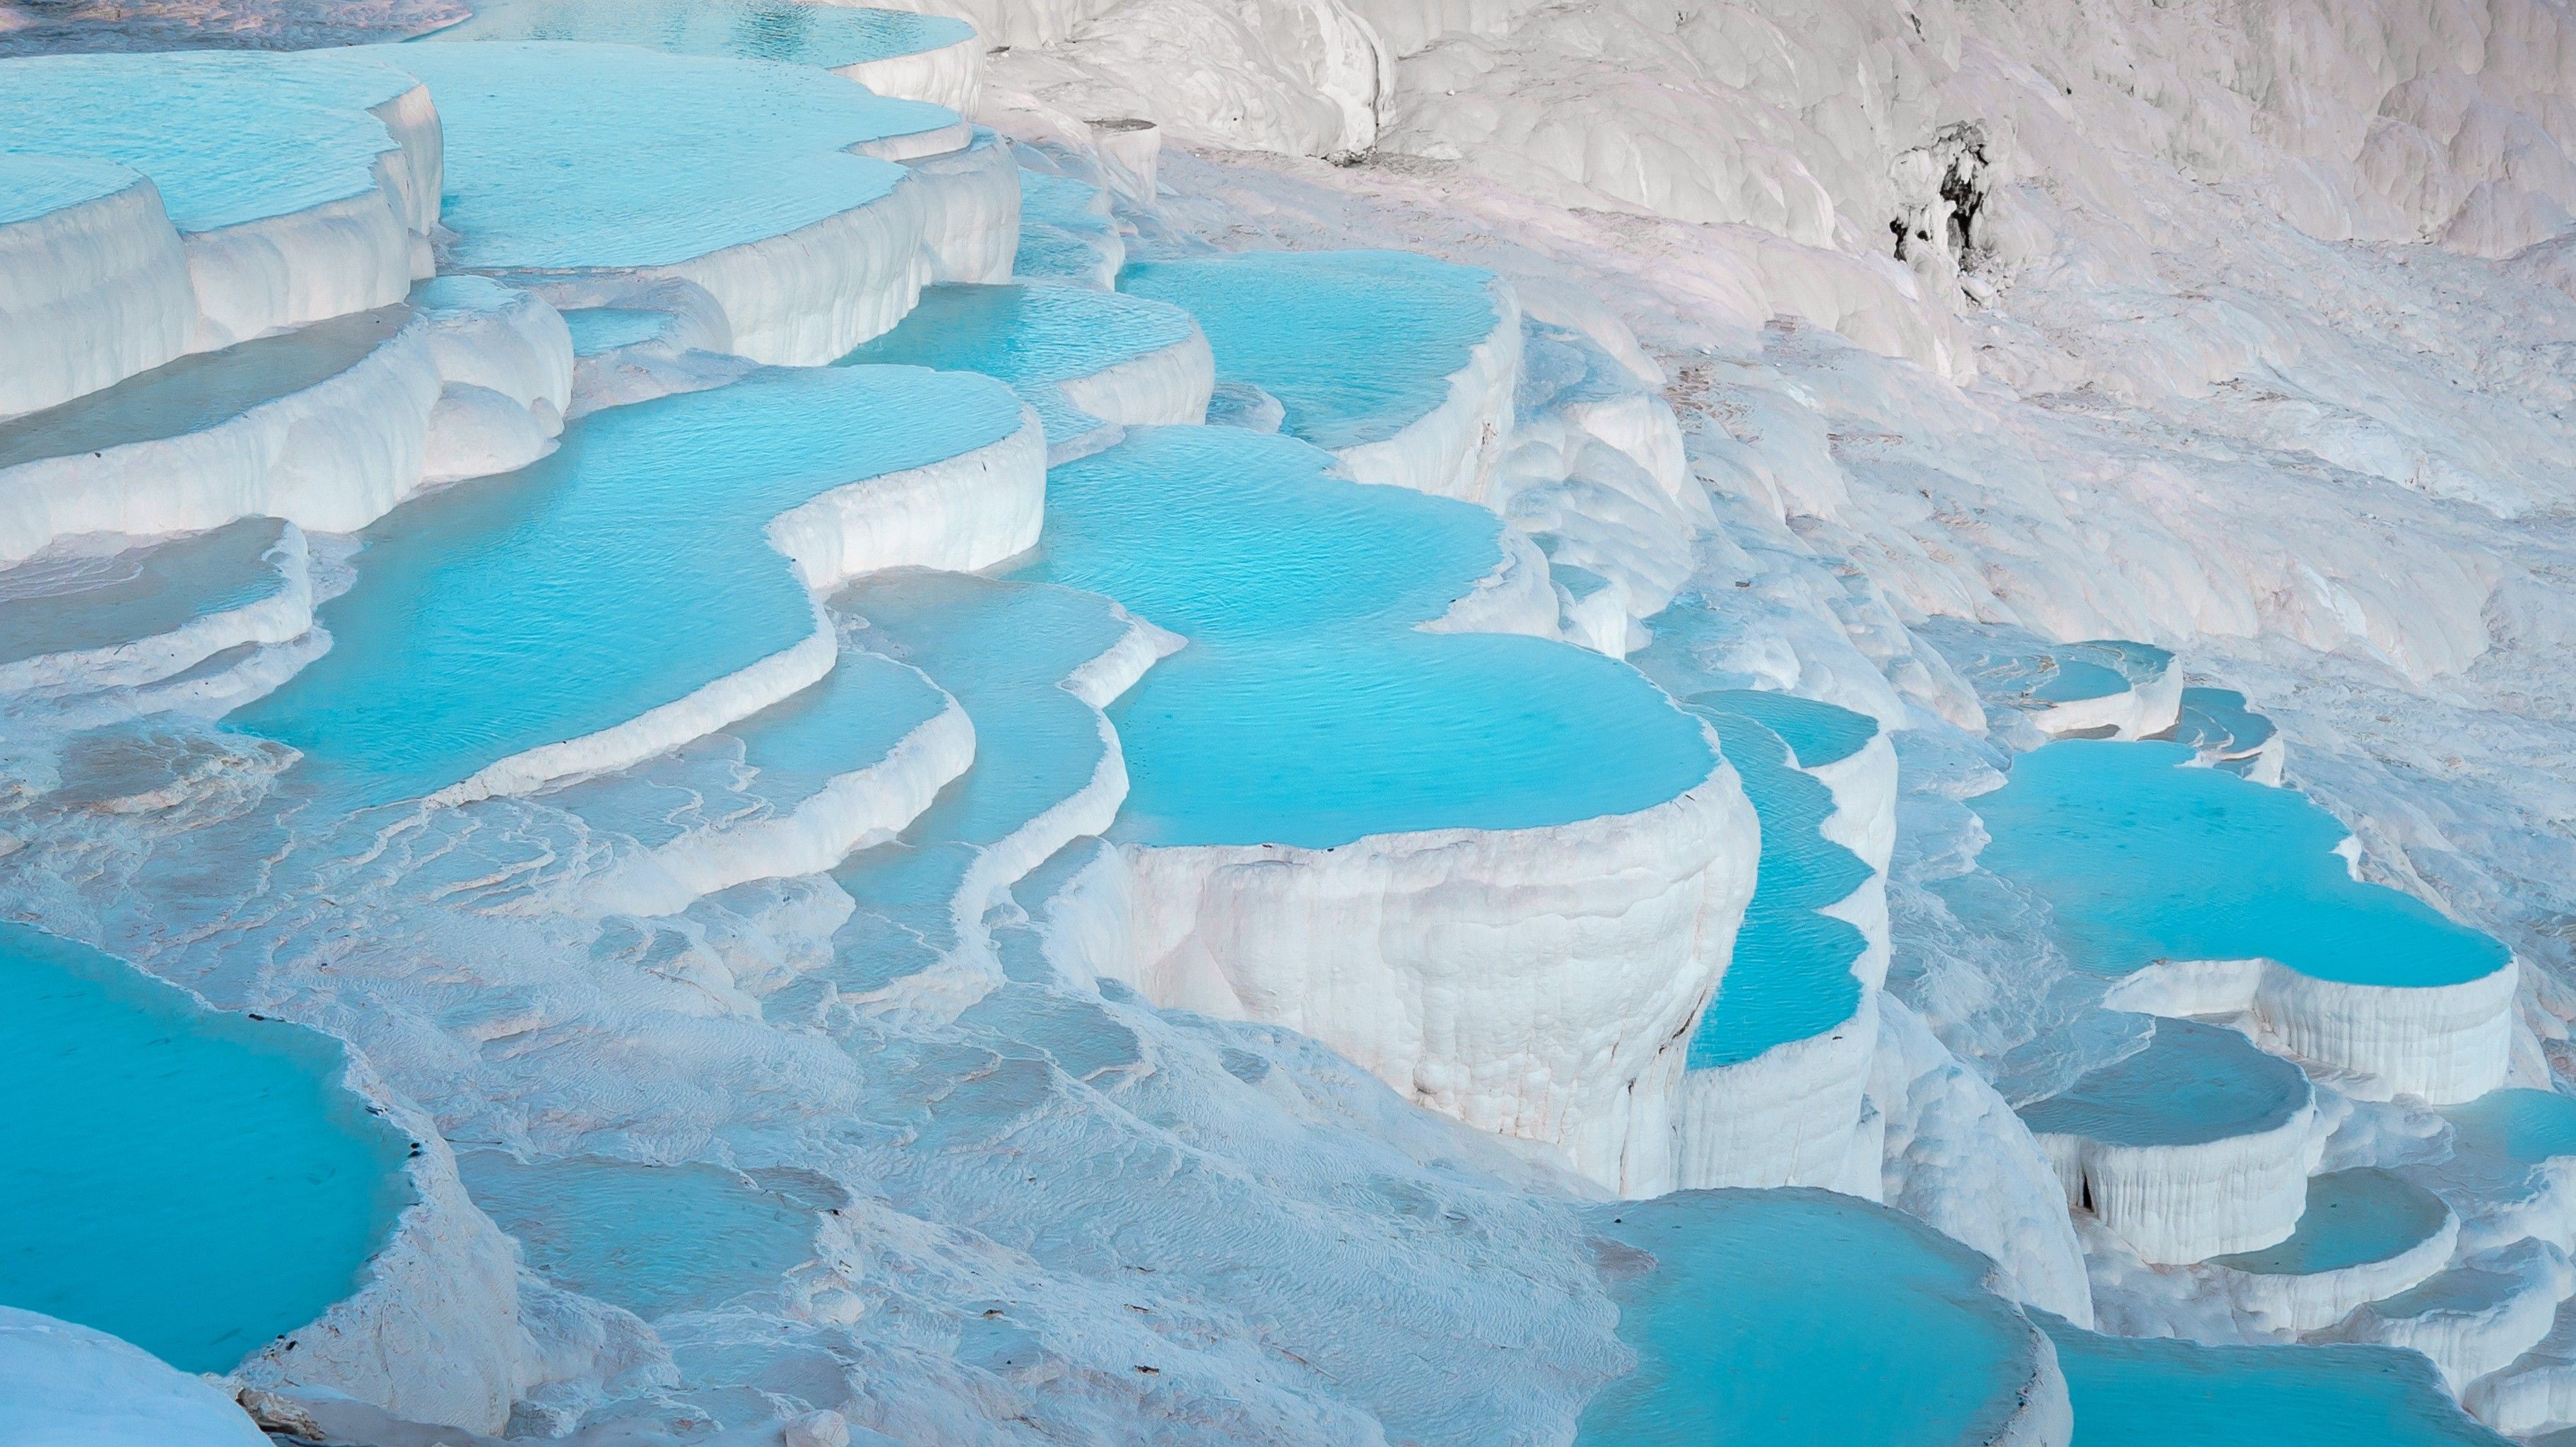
[1959,741,2508,988]
[0,925,411,1373]
[233,365,1023,804]
[1119,250,1498,451]
[1018,427,1714,849]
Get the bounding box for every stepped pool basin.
[2042,1317,2507,1446]
[418,0,973,75]
[1681,698,1871,1068]
[838,282,1205,451]
[2021,1017,2312,1149]
[2177,686,2277,756]
[1958,740,2508,990]
[0,305,410,474]
[2212,1170,2453,1277]
[0,924,411,1373]
[231,365,1025,805]
[458,1153,821,1320]
[0,50,421,233]
[360,42,947,273]
[0,518,295,675]
[823,570,1152,993]
[1575,1190,2063,1446]
[2449,1090,2576,1166]
[1702,686,1878,770]
[1019,426,1713,849]
[1119,250,1500,453]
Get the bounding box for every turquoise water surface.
[2211,1170,2450,1276]
[0,50,421,231]
[0,519,292,667]
[365,42,951,270]
[1960,740,2508,988]
[459,1152,821,1319]
[2018,1017,2309,1148]
[2043,1318,2507,1446]
[0,153,139,225]
[233,365,1024,804]
[824,571,1142,992]
[1119,250,1498,451]
[0,305,407,471]
[0,924,411,1373]
[1577,1190,2049,1446]
[1705,686,1878,769]
[2176,686,2276,754]
[838,283,1201,450]
[1683,696,1870,1068]
[1018,427,1713,849]
[419,0,971,69]
[2449,1089,2576,1164]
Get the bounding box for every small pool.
[233,365,1023,804]
[2210,1170,2449,1277]
[2446,1089,2576,1165]
[1958,740,2509,989]
[1682,700,1871,1068]
[2175,686,2276,755]
[1119,250,1498,451]
[0,306,408,471]
[2018,1017,2309,1149]
[2042,1317,2506,1446]
[1018,427,1713,849]
[459,1152,822,1319]
[0,519,293,669]
[0,924,411,1373]
[364,42,949,271]
[0,50,423,232]
[1697,687,1878,770]
[838,283,1201,450]
[417,0,972,71]
[1576,1190,2054,1446]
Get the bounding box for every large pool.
[1683,697,1871,1068]
[361,42,949,271]
[0,50,422,232]
[1576,1190,2055,1446]
[416,0,972,72]
[233,365,1023,804]
[1119,250,1498,451]
[2044,1317,2507,1446]
[1018,427,1714,849]
[1958,740,2508,988]
[0,925,411,1373]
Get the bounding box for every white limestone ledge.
[1107,741,1760,1198]
[432,405,1047,807]
[0,159,194,421]
[2102,955,2519,1105]
[229,1057,538,1435]
[0,281,571,568]
[1336,279,1522,505]
[834,27,984,116]
[478,131,1018,369]
[2317,1238,2576,1395]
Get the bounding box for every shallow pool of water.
[0,924,411,1373]
[365,42,949,270]
[2211,1170,2449,1276]
[0,306,406,471]
[2447,1090,2576,1165]
[0,50,424,231]
[233,365,1022,804]
[2043,1317,2506,1446]
[1959,740,2508,988]
[0,520,291,667]
[459,1152,821,1319]
[1577,1190,2049,1446]
[2018,1017,2309,1148]
[1683,701,1870,1068]
[1118,250,1497,451]
[1019,427,1713,849]
[838,283,1200,450]
[418,0,970,70]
